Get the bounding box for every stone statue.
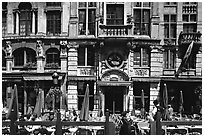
[36,40,43,56]
[5,41,12,57]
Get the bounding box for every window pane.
[143,2,150,7]
[141,23,149,35]
[46,48,60,65]
[164,24,169,38]
[164,15,169,22]
[88,10,95,35]
[78,46,85,66]
[171,15,177,22]
[170,51,175,68]
[133,2,141,7]
[46,2,61,7]
[14,49,24,66]
[190,15,197,22]
[182,15,189,22]
[142,48,149,66]
[134,9,141,23]
[143,10,150,23]
[183,24,197,33]
[88,2,96,7]
[19,11,32,35]
[79,2,86,7]
[163,51,168,69]
[78,10,86,35]
[134,49,140,66]
[87,46,95,66]
[107,4,124,25]
[47,11,61,35]
[26,49,36,63]
[170,24,176,38]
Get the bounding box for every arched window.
[2,50,6,68]
[13,48,36,66]
[18,2,32,36]
[46,48,60,67]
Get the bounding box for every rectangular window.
[19,11,32,36]
[77,82,94,110]
[47,11,61,35]
[46,2,61,7]
[133,48,150,67]
[106,4,124,25]
[163,50,175,69]
[133,4,150,35]
[78,46,95,66]
[183,24,197,33]
[78,2,96,35]
[164,14,177,45]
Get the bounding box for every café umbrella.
[179,91,184,114]
[163,83,169,120]
[33,90,43,117]
[6,84,19,121]
[141,90,145,118]
[80,84,90,121]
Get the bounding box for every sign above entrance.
[101,69,129,82]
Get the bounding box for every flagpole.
[175,41,194,77]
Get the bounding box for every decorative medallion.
[106,53,124,69]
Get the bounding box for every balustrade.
[99,25,132,36]
[182,4,197,14]
[178,32,202,45]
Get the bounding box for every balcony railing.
[99,25,132,37]
[178,32,202,45]
[182,4,197,14]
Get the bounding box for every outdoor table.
[68,127,78,135]
[185,126,202,134]
[165,126,188,135]
[89,126,104,135]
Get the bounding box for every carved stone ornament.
[5,41,12,57]
[36,40,44,56]
[60,40,68,55]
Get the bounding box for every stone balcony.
[178,31,202,45]
[182,4,197,14]
[178,31,202,59]
[98,25,133,37]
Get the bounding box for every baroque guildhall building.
[2,2,202,116]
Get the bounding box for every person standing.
[119,111,132,135]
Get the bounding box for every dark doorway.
[104,86,125,114]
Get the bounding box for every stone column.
[196,50,202,76]
[150,47,163,77]
[68,42,79,76]
[37,2,46,35]
[67,82,78,110]
[61,2,69,36]
[100,91,105,116]
[60,40,68,73]
[36,40,45,73]
[16,10,19,35]
[31,9,36,34]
